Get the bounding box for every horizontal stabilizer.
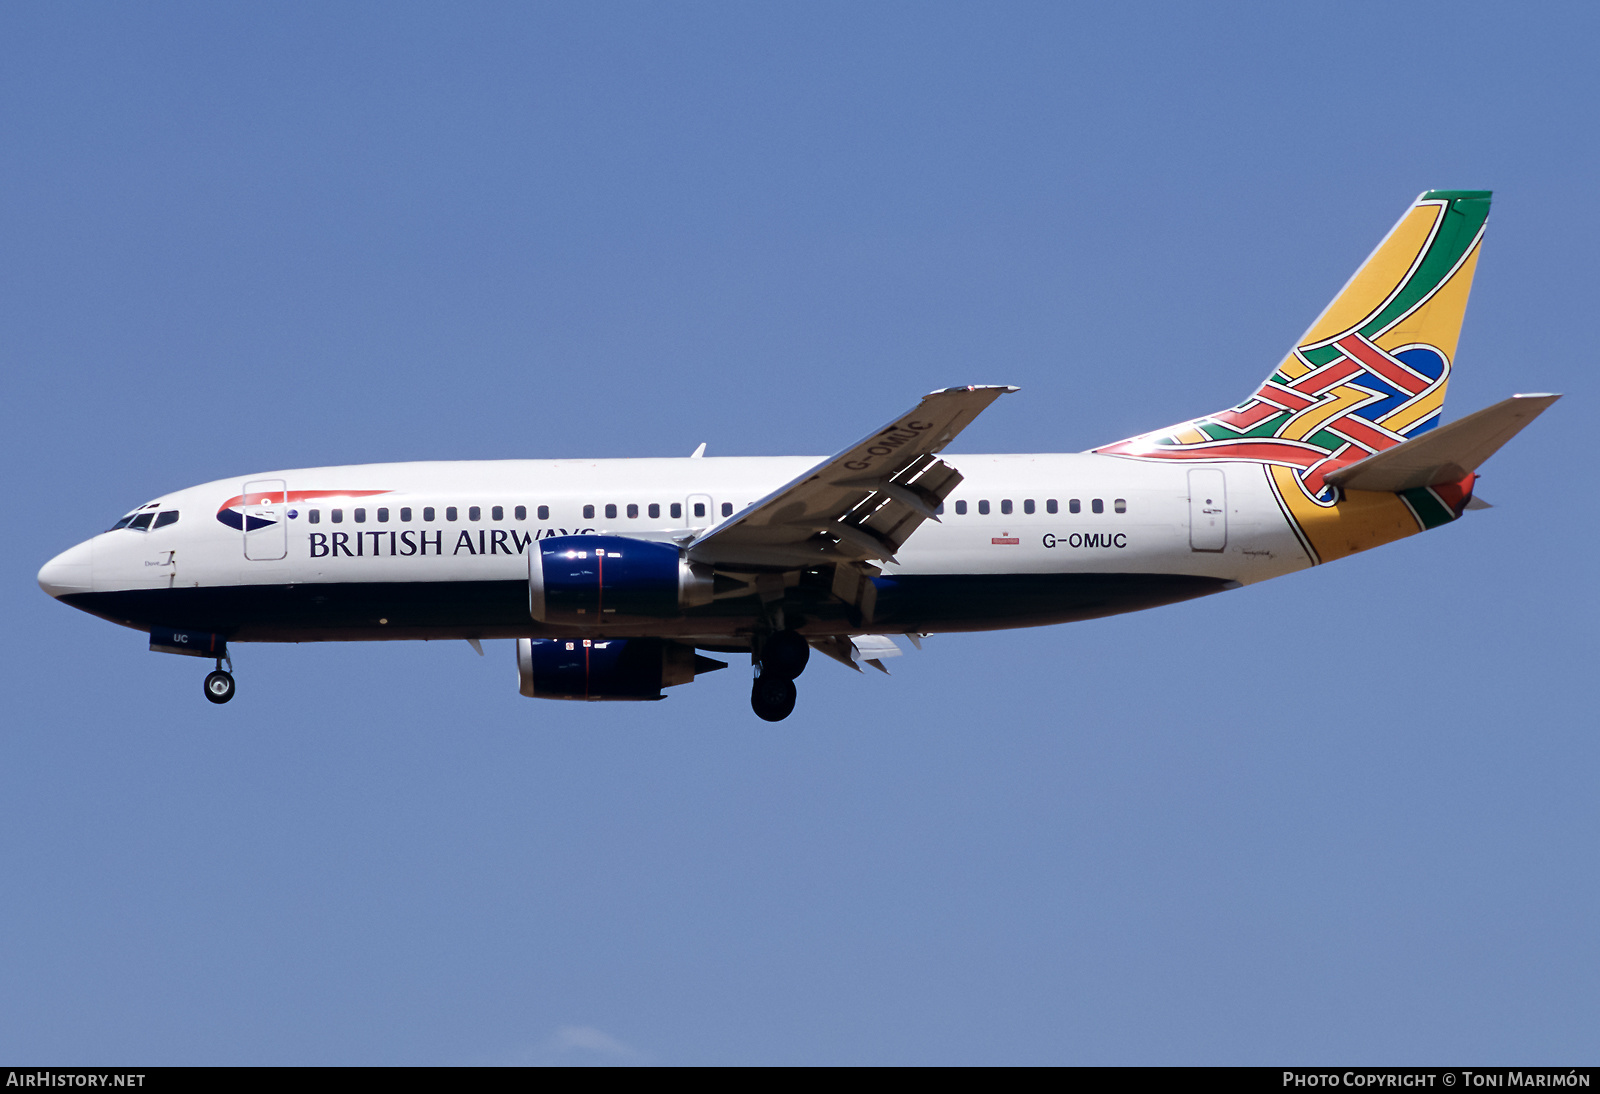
[1324,393,1560,493]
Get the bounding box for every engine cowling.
[516,637,726,701]
[529,535,713,624]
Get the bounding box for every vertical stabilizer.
[1095,191,1492,561]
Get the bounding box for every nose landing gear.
[203,656,236,705]
[750,629,809,722]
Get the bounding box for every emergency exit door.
[684,493,713,528]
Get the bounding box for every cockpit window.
[109,502,164,532]
[152,510,179,529]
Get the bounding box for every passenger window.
[308,510,321,524]
[492,505,504,521]
[354,508,366,523]
[671,503,683,519]
[1023,499,1035,515]
[400,507,412,522]
[423,507,435,521]
[604,503,618,519]
[446,507,458,521]
[514,505,525,521]
[1092,499,1104,514]
[721,502,733,517]
[627,503,639,519]
[978,500,990,515]
[648,503,660,519]
[537,505,549,521]
[936,502,945,515]
[1114,498,1127,514]
[1046,499,1058,514]
[583,505,595,519]
[377,508,389,523]
[1068,499,1080,514]
[955,500,967,515]
[331,509,344,523]
[1000,499,1013,515]
[693,502,706,518]
[469,506,481,521]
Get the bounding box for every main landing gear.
[203,657,236,705]
[751,629,809,722]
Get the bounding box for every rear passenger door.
[1187,469,1227,552]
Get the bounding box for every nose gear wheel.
[204,669,236,705]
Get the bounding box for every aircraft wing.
[685,385,1016,573]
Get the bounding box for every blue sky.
[3,1,1596,1065]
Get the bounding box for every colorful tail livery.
[1095,190,1549,563]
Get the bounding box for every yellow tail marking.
[1299,202,1443,348]
[1270,465,1423,563]
[1276,354,1313,381]
[1379,385,1448,438]
[1375,239,1482,362]
[1280,383,1371,443]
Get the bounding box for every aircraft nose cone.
[38,539,94,598]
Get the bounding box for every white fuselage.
[40,452,1310,646]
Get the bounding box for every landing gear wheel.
[760,629,810,680]
[751,675,797,722]
[204,670,236,705]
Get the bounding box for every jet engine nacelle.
[516,637,726,701]
[528,535,713,624]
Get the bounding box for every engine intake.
[517,637,726,701]
[529,535,713,624]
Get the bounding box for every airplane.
[37,190,1558,721]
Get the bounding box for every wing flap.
[809,634,906,674]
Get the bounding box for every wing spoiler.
[1324,393,1560,493]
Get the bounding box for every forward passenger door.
[242,479,288,560]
